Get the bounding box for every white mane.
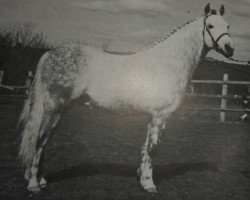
[144,16,201,51]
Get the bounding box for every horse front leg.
[138,112,166,193]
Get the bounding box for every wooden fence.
[0,70,250,122]
[0,70,33,98]
[187,73,250,122]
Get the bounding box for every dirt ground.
[0,98,250,200]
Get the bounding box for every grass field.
[0,98,250,200]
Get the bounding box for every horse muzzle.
[218,43,234,58]
[224,43,234,58]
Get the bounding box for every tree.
[0,22,49,49]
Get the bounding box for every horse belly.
[86,61,178,111]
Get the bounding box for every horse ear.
[219,4,225,16]
[204,3,211,15]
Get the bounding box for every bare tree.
[1,22,49,49]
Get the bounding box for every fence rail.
[191,79,250,85]
[0,70,250,122]
[187,73,250,122]
[0,70,33,98]
[184,107,246,112]
[186,93,250,99]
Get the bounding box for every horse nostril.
[225,44,234,55]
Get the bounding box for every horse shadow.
[46,162,218,184]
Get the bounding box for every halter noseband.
[202,14,230,51]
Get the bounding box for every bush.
[0,22,51,85]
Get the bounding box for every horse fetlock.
[150,132,159,146]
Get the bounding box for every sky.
[0,0,249,61]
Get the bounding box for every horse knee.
[152,117,163,127]
[150,126,159,145]
[147,123,160,149]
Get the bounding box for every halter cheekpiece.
[202,14,230,51]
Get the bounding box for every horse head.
[203,3,234,58]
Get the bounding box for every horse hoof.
[27,186,41,193]
[39,177,47,188]
[140,178,157,193]
[147,187,157,193]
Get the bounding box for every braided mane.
[142,15,203,51]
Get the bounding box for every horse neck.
[146,17,209,77]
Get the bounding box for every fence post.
[189,84,194,94]
[220,74,228,122]
[0,70,4,85]
[0,71,3,92]
[25,71,33,97]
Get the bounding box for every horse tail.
[18,52,49,167]
[18,89,33,128]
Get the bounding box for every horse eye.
[227,25,229,29]
[207,24,214,29]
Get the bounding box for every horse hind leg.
[138,112,166,193]
[25,112,61,192]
